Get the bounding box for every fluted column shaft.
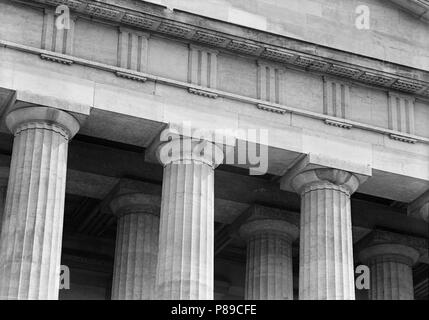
[155,137,223,300]
[292,168,360,300]
[359,244,419,300]
[240,219,298,300]
[110,193,160,300]
[0,180,7,235]
[0,107,79,300]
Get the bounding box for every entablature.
[15,0,429,99]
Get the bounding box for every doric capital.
[239,205,299,241]
[358,244,420,266]
[280,153,370,195]
[5,106,80,139]
[239,219,299,242]
[356,229,426,266]
[291,168,361,196]
[109,193,161,218]
[157,136,224,168]
[145,123,234,169]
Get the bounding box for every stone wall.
[146,0,429,71]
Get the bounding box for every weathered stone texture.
[110,193,160,300]
[0,107,79,300]
[292,168,360,300]
[359,244,420,300]
[240,218,298,300]
[155,137,223,300]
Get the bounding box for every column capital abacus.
[359,243,420,267]
[239,219,299,242]
[291,168,361,196]
[109,193,161,218]
[356,229,425,266]
[239,205,299,242]
[280,153,371,195]
[145,123,235,169]
[156,136,224,169]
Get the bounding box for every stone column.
[0,178,7,234]
[0,106,80,300]
[359,244,419,300]
[110,193,160,300]
[240,217,298,300]
[291,168,360,300]
[155,136,223,299]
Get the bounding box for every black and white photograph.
[0,0,427,309]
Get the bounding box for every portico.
[0,0,428,300]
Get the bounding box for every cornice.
[20,0,429,99]
[390,0,429,23]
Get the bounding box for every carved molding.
[256,103,287,114]
[356,229,428,255]
[115,71,147,82]
[324,119,353,129]
[27,0,429,98]
[157,22,192,38]
[227,39,262,55]
[391,79,424,92]
[192,31,229,46]
[327,64,361,78]
[40,52,73,64]
[43,0,82,10]
[389,133,418,143]
[187,87,218,98]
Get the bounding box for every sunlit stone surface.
[0,107,79,300]
[292,168,360,300]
